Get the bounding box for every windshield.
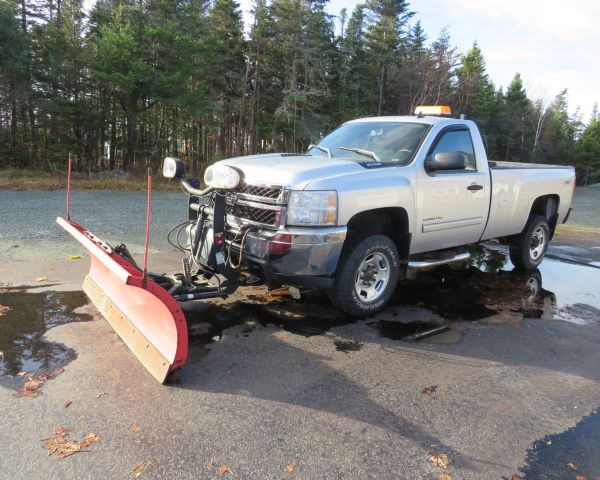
[307,121,429,165]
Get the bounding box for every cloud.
[445,0,600,43]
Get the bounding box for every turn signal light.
[268,233,292,256]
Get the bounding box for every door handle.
[467,184,483,191]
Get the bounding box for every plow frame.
[56,162,189,383]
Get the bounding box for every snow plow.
[56,158,243,383]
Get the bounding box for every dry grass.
[555,223,600,237]
[0,168,181,191]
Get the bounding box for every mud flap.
[56,217,188,383]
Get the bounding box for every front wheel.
[328,234,400,317]
[509,215,550,270]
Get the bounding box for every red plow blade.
[56,217,188,383]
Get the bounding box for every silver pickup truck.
[164,110,575,316]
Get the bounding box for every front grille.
[226,203,278,226]
[237,184,282,201]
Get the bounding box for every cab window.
[430,129,477,171]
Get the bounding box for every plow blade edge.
[57,217,188,383]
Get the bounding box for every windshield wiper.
[308,144,332,158]
[339,146,381,162]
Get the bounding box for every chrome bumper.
[228,225,347,283]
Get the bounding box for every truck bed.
[481,162,575,241]
[489,161,573,170]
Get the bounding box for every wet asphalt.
[1,189,600,479]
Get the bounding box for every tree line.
[0,0,599,184]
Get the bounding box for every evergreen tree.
[364,0,413,115]
[0,1,28,166]
[576,117,600,185]
[503,73,532,161]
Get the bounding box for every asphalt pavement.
[1,189,599,479]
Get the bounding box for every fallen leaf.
[96,392,106,398]
[17,371,29,376]
[428,452,451,468]
[575,476,588,480]
[0,305,10,316]
[57,441,82,459]
[68,255,82,260]
[284,459,299,473]
[217,465,231,474]
[15,388,41,397]
[42,433,82,460]
[43,436,68,456]
[422,385,438,395]
[131,425,142,433]
[64,400,72,408]
[54,427,73,438]
[439,474,453,480]
[567,462,578,470]
[35,276,47,282]
[42,428,100,460]
[132,460,149,477]
[53,367,64,375]
[24,379,44,391]
[39,371,53,380]
[511,475,523,480]
[79,433,102,448]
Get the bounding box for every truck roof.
[346,115,470,127]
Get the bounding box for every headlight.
[204,164,240,189]
[286,190,337,226]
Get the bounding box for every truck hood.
[219,153,365,190]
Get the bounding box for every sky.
[236,0,600,121]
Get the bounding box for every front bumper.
[228,226,347,288]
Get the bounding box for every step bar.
[408,251,470,269]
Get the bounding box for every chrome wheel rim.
[529,226,546,262]
[354,251,391,302]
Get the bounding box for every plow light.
[204,164,240,189]
[163,157,186,179]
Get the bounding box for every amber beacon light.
[414,105,452,116]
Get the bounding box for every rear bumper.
[228,226,347,288]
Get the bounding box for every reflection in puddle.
[181,245,599,356]
[0,289,88,379]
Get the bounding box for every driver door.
[413,126,490,254]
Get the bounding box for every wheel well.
[345,208,410,260]
[529,194,560,236]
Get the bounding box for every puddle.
[334,340,363,353]
[181,244,599,357]
[519,408,600,479]
[0,289,89,382]
[392,244,600,327]
[369,320,451,342]
[182,295,355,362]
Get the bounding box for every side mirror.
[162,157,186,179]
[426,151,467,171]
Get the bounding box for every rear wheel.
[509,215,550,270]
[328,234,400,317]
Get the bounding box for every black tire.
[509,215,550,270]
[328,234,400,317]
